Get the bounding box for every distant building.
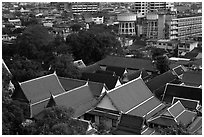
[71,2,99,15]
[169,14,202,40]
[117,12,137,35]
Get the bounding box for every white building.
[117,12,137,35]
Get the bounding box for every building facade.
[117,12,137,35]
[71,2,99,14]
[169,15,202,40]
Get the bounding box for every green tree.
[155,55,170,74]
[66,29,122,64]
[16,24,54,60]
[23,106,87,135]
[50,54,81,79]
[155,124,190,135]
[2,67,29,135]
[5,55,48,82]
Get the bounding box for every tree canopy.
[66,26,122,64]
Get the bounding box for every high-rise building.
[169,14,202,40]
[70,2,99,14]
[130,2,175,17]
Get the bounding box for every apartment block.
[169,14,202,40]
[71,2,99,14]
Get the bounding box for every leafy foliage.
[155,124,190,135]
[23,106,87,135]
[5,55,48,82]
[66,27,122,64]
[155,55,170,74]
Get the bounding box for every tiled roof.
[96,56,156,72]
[107,77,153,113]
[162,83,202,104]
[19,73,65,104]
[187,116,202,133]
[181,71,202,87]
[106,66,126,77]
[172,97,199,111]
[145,71,179,98]
[127,97,165,120]
[80,63,101,73]
[168,101,185,118]
[175,110,196,127]
[148,115,177,127]
[30,98,50,118]
[58,77,105,97]
[123,69,150,83]
[172,65,187,76]
[53,84,98,118]
[81,72,119,90]
[95,70,116,76]
[106,77,165,118]
[111,114,144,135]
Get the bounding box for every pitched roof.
[106,66,126,77]
[175,110,196,127]
[81,72,119,90]
[96,55,156,72]
[148,115,177,127]
[145,71,179,98]
[19,73,65,104]
[172,65,187,76]
[162,83,202,104]
[127,96,165,120]
[106,77,165,118]
[95,70,116,76]
[80,63,101,73]
[30,98,50,118]
[187,116,202,133]
[172,97,199,111]
[168,101,185,118]
[181,71,202,87]
[58,76,105,97]
[123,69,150,83]
[111,114,144,135]
[53,84,98,118]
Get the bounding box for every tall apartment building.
[144,12,202,40]
[145,12,167,39]
[169,14,202,40]
[130,2,174,17]
[70,2,99,14]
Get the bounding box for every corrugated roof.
[182,71,202,87]
[53,84,98,118]
[81,72,119,90]
[19,73,65,104]
[162,83,202,104]
[96,56,156,72]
